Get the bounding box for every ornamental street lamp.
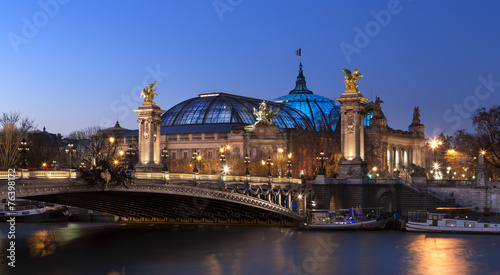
[278,148,284,177]
[316,150,327,175]
[244,154,250,176]
[161,146,169,172]
[65,143,76,169]
[219,147,226,174]
[192,150,199,173]
[266,156,272,177]
[126,144,136,170]
[286,154,292,178]
[17,138,29,169]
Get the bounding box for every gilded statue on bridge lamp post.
[341,69,363,93]
[140,81,158,104]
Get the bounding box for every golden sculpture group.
[140,81,158,103]
[342,69,363,92]
[253,101,279,126]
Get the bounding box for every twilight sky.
[1,0,499,138]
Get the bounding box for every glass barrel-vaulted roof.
[161,93,313,130]
[274,63,340,130]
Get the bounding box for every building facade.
[111,63,429,179]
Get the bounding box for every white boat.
[0,200,70,222]
[405,211,500,233]
[301,208,387,230]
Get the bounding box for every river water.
[1,222,500,275]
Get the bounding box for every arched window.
[364,112,374,127]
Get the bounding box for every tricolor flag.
[296,48,301,56]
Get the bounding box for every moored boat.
[0,200,70,222]
[405,211,500,234]
[301,208,387,230]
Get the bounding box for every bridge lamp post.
[52,160,58,170]
[316,150,327,175]
[278,148,284,178]
[433,162,440,180]
[219,147,226,174]
[42,162,47,170]
[17,138,29,169]
[197,154,202,172]
[192,150,199,174]
[161,146,169,172]
[126,145,136,170]
[244,154,250,176]
[266,156,272,177]
[65,143,77,169]
[372,167,377,178]
[286,153,292,178]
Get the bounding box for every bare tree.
[452,105,500,179]
[0,112,35,167]
[67,126,119,168]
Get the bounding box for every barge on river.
[406,211,500,233]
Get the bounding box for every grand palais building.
[111,63,427,178]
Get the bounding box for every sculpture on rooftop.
[342,69,363,92]
[374,97,384,117]
[140,81,158,103]
[412,106,421,125]
[253,101,280,126]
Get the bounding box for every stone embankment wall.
[428,181,500,213]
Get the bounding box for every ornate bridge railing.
[0,169,302,184]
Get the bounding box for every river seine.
[1,222,500,275]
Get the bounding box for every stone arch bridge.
[1,171,310,225]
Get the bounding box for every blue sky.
[1,0,499,138]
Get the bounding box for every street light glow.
[430,139,439,149]
[223,165,230,174]
[109,137,115,143]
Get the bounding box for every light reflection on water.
[0,223,500,275]
[403,234,482,275]
[26,230,59,258]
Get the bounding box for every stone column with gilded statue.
[134,81,165,172]
[336,69,369,181]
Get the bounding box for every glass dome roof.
[161,93,313,130]
[274,63,340,130]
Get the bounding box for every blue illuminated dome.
[274,63,340,130]
[161,92,313,130]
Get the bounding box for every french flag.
[296,48,301,56]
